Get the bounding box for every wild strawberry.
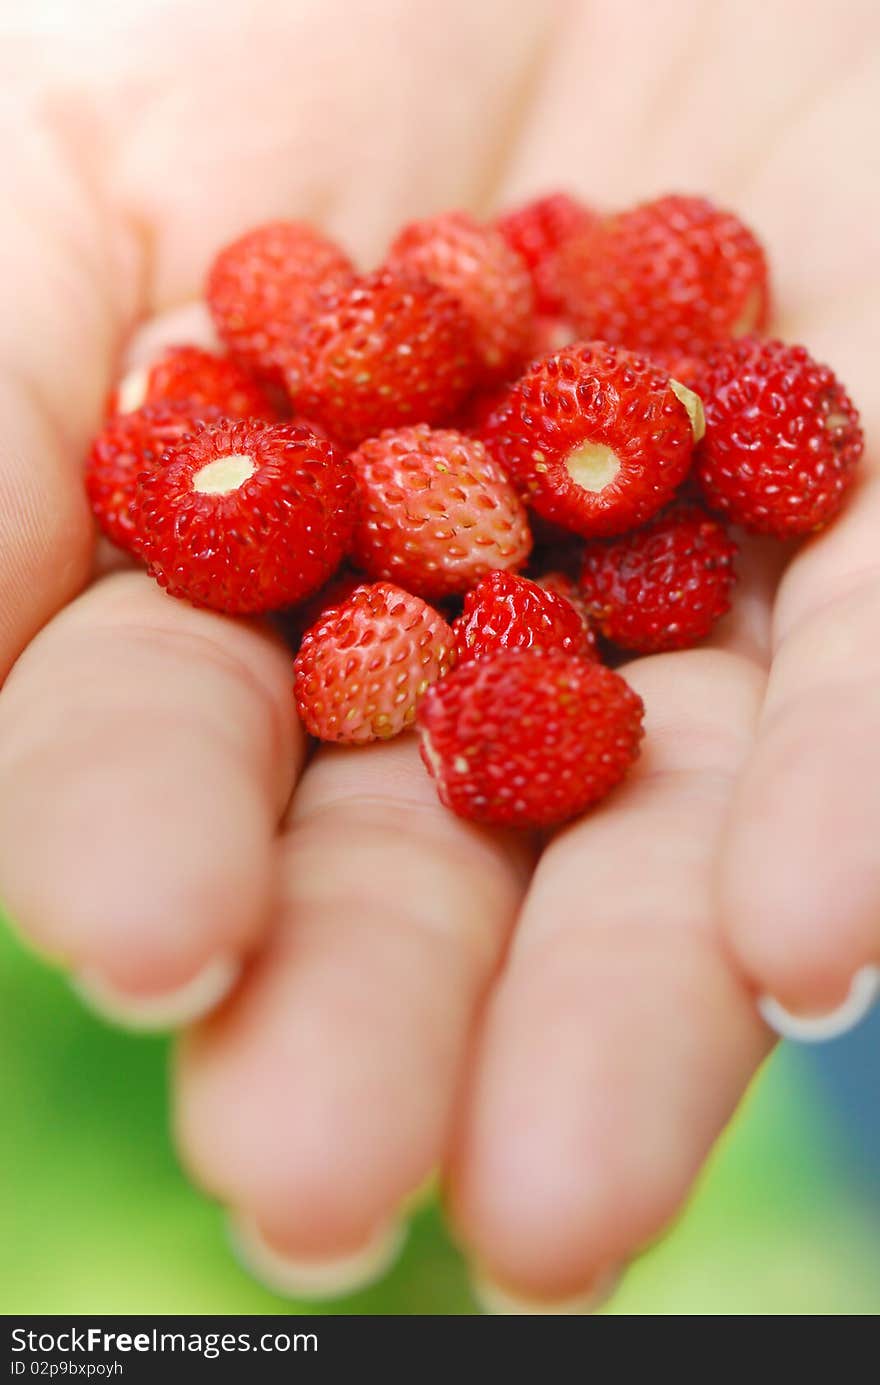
[294,581,456,743]
[349,425,531,600]
[642,346,705,389]
[418,651,644,828]
[554,194,769,355]
[135,419,353,613]
[481,342,701,538]
[495,191,597,316]
[206,220,356,380]
[693,338,863,536]
[386,211,535,382]
[533,571,598,658]
[106,345,275,420]
[579,501,737,653]
[85,402,225,554]
[453,570,594,664]
[533,569,586,616]
[286,271,478,447]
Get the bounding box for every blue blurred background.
[2,920,878,1314]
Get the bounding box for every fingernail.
[228,1213,407,1301]
[758,964,880,1043]
[471,1265,621,1315]
[72,954,240,1031]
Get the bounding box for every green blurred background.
[2,918,879,1315]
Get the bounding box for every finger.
[496,0,869,241]
[707,531,787,666]
[720,468,880,1028]
[0,125,138,677]
[0,572,302,1025]
[104,0,553,301]
[449,648,771,1309]
[175,735,532,1296]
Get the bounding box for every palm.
[1,0,877,1306]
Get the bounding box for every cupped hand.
[1,0,877,1310]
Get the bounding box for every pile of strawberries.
[85,193,864,830]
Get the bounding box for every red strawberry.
[418,650,644,828]
[495,191,597,315]
[135,419,353,613]
[693,338,863,536]
[85,402,225,554]
[642,346,705,389]
[453,570,595,663]
[286,271,479,447]
[533,571,598,658]
[349,425,531,600]
[481,342,701,537]
[106,345,275,420]
[294,581,456,743]
[386,211,535,382]
[554,194,769,355]
[579,501,737,653]
[206,220,356,380]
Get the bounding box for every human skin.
[0,0,878,1306]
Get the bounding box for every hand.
[0,0,876,1311]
